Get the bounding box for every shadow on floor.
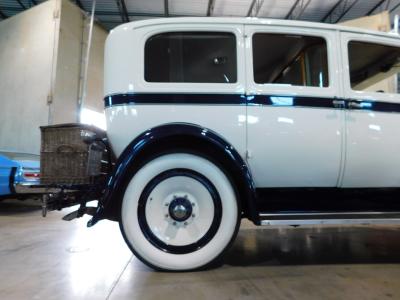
[2,199,400,269]
[224,225,400,267]
[0,199,41,215]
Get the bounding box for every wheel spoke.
[163,223,179,241]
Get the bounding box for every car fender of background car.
[0,151,40,199]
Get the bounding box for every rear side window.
[252,33,329,87]
[145,32,237,83]
[348,41,400,94]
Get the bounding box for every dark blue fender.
[88,123,259,226]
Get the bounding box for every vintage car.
[0,151,40,199]
[19,17,400,271]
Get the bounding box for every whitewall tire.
[120,153,239,271]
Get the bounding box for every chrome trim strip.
[261,218,400,226]
[259,211,400,217]
[14,183,78,194]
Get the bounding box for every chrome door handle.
[348,101,364,109]
[332,100,345,108]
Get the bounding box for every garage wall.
[0,0,58,154]
[83,16,108,113]
[53,0,107,123]
[0,0,108,154]
[341,11,391,32]
[51,0,83,124]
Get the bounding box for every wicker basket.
[40,123,107,185]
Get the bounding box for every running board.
[259,211,400,226]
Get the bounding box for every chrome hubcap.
[168,197,193,222]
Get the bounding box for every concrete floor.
[1,200,400,300]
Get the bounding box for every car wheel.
[120,153,240,271]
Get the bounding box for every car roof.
[110,17,400,41]
[0,151,39,162]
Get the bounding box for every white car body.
[69,17,400,270]
[104,17,400,189]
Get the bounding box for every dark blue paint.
[104,93,400,113]
[255,188,400,213]
[105,93,247,106]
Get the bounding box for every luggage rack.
[32,123,113,221]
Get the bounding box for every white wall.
[341,11,391,32]
[53,0,107,123]
[52,0,83,124]
[0,0,107,154]
[0,0,58,154]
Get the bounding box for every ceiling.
[1,0,400,30]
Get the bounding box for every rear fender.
[88,123,259,226]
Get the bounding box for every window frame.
[245,25,339,99]
[136,24,245,94]
[252,33,329,87]
[341,32,400,103]
[144,31,238,84]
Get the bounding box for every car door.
[340,32,400,187]
[106,23,248,160]
[245,24,344,188]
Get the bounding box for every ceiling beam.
[0,8,7,19]
[367,0,387,15]
[0,6,23,12]
[16,0,26,9]
[321,0,345,22]
[75,0,84,10]
[285,0,312,20]
[247,0,263,17]
[389,1,400,12]
[247,0,256,16]
[335,0,360,22]
[285,0,301,19]
[121,0,130,22]
[0,6,192,17]
[116,0,129,22]
[296,0,312,19]
[164,0,169,17]
[207,0,215,16]
[99,11,198,17]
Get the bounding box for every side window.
[348,41,400,94]
[145,32,237,83]
[252,33,329,87]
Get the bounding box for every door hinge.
[47,94,53,105]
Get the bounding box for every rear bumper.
[15,182,104,223]
[14,182,88,194]
[15,183,54,194]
